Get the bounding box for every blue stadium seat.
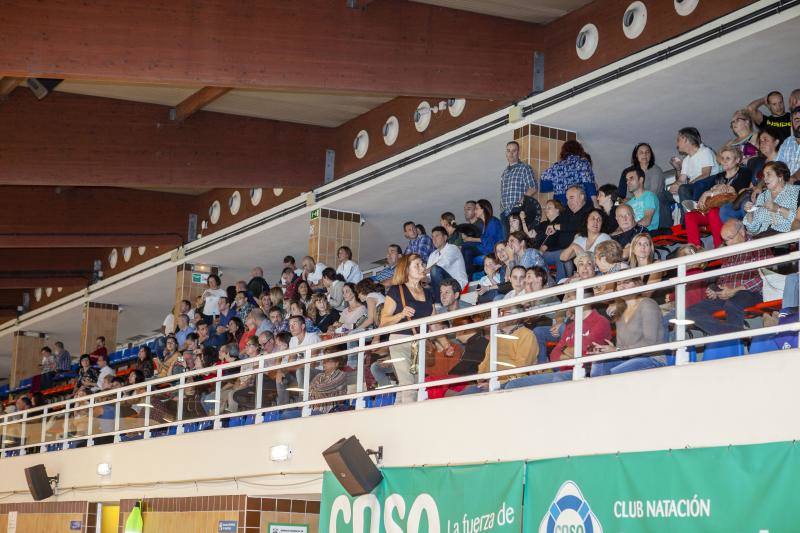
[263,411,280,423]
[366,393,396,408]
[689,340,745,362]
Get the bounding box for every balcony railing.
[1,230,798,455]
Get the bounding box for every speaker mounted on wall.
[322,435,383,496]
[24,464,59,501]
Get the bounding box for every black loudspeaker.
[322,436,383,496]
[24,464,56,501]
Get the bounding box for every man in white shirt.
[301,256,327,289]
[668,127,719,203]
[95,354,115,391]
[503,266,528,300]
[288,315,322,389]
[426,226,468,304]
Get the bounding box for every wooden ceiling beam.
[0,77,24,99]
[170,86,231,122]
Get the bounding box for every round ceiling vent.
[137,246,146,256]
[34,288,42,302]
[122,246,132,262]
[414,101,432,132]
[250,187,262,206]
[674,0,699,16]
[209,200,221,224]
[229,190,241,215]
[273,188,283,197]
[108,248,118,269]
[623,1,647,39]
[576,24,599,60]
[382,116,399,146]
[57,287,63,293]
[447,98,466,117]
[45,287,52,297]
[353,130,369,159]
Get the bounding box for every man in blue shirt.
[174,314,195,348]
[403,221,434,262]
[777,107,800,182]
[371,244,402,287]
[54,341,72,372]
[624,167,660,231]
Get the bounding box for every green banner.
[321,462,524,533]
[524,440,800,532]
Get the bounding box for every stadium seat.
[689,340,745,362]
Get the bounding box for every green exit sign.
[310,208,320,220]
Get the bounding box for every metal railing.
[1,230,798,455]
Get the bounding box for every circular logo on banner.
[539,481,603,533]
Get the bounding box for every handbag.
[398,286,421,375]
[702,193,737,211]
[758,268,785,302]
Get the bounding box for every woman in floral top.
[540,140,598,206]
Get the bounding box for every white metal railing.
[1,230,798,455]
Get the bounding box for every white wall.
[0,349,797,502]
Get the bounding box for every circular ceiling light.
[447,98,466,118]
[382,116,399,146]
[250,187,262,206]
[353,130,369,159]
[209,200,221,224]
[57,287,63,293]
[414,101,432,132]
[576,24,599,60]
[137,246,146,256]
[674,0,699,16]
[623,1,647,39]
[108,249,118,269]
[34,288,42,302]
[273,188,283,197]
[45,287,52,297]
[228,190,241,215]
[122,246,132,262]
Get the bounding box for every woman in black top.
[134,346,155,379]
[532,199,567,252]
[310,293,340,333]
[449,317,489,376]
[74,354,98,394]
[379,253,435,403]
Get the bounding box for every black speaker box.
[322,436,383,496]
[25,464,54,501]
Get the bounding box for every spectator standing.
[201,274,227,322]
[499,141,536,232]
[540,140,598,206]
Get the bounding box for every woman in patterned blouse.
[540,140,599,206]
[743,161,799,235]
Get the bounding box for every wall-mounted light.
[382,116,399,146]
[674,0,699,16]
[270,444,292,462]
[623,1,647,39]
[576,23,599,60]
[413,101,432,132]
[96,463,112,476]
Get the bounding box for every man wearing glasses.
[685,219,771,335]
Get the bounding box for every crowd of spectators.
[5,88,800,431]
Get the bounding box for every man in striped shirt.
[371,244,402,288]
[686,219,771,335]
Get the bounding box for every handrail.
[3,229,798,424]
[1,230,798,453]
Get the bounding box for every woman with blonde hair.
[379,254,436,403]
[627,233,662,295]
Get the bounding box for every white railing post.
[176,375,185,434]
[86,397,95,446]
[355,337,366,410]
[1,417,7,454]
[488,307,500,391]
[301,347,312,417]
[113,391,121,443]
[20,411,27,456]
[675,264,690,365]
[39,407,49,453]
[62,400,71,444]
[214,369,223,417]
[255,358,265,418]
[143,384,151,438]
[572,287,586,380]
[416,323,428,402]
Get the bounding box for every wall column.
[513,124,578,204]
[308,208,362,268]
[10,331,46,388]
[79,302,119,354]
